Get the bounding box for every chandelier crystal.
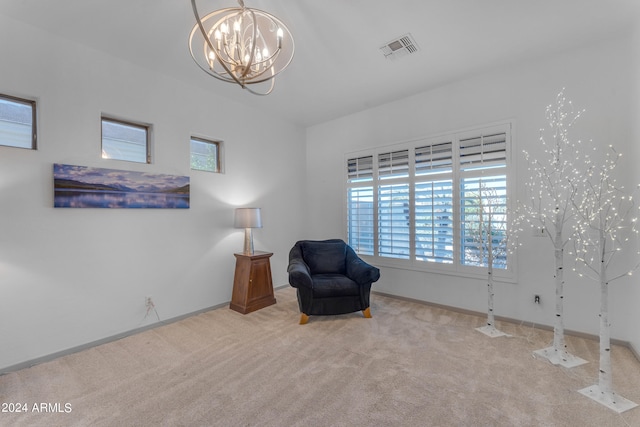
[189,0,294,96]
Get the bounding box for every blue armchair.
[287,239,380,324]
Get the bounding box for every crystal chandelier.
[189,0,295,96]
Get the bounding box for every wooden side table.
[230,251,276,314]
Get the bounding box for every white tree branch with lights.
[572,144,639,413]
[516,89,588,367]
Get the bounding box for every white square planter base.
[475,325,511,338]
[533,346,588,368]
[578,384,638,413]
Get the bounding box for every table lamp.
[234,207,262,255]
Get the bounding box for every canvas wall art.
[54,164,190,208]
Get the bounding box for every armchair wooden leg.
[362,307,372,318]
[299,313,309,325]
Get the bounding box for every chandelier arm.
[242,54,279,81]
[243,77,276,96]
[221,30,241,68]
[241,57,276,95]
[244,26,283,82]
[261,47,281,65]
[240,8,258,80]
[191,0,247,88]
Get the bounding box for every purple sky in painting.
[54,164,189,191]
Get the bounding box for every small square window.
[102,117,150,164]
[0,94,36,150]
[190,136,221,173]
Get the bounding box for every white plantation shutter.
[347,154,375,255]
[459,132,506,171]
[347,155,373,182]
[459,127,509,269]
[377,149,410,259]
[460,176,508,268]
[414,139,454,264]
[415,141,452,175]
[415,180,454,263]
[347,186,374,255]
[378,149,409,179]
[378,183,410,259]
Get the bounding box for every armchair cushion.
[311,274,360,298]
[300,240,346,275]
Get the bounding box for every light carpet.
[1,287,639,427]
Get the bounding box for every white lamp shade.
[234,208,262,229]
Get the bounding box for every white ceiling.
[2,0,639,127]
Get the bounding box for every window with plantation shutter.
[347,154,375,254]
[378,183,410,259]
[415,179,454,263]
[346,122,512,277]
[415,139,454,263]
[347,186,374,255]
[377,149,410,258]
[460,176,508,269]
[459,129,507,268]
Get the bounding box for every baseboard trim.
[373,290,639,362]
[630,343,640,361]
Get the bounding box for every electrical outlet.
[534,295,541,304]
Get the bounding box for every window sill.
[360,255,517,284]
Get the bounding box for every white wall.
[0,15,307,370]
[306,32,638,342]
[628,24,640,356]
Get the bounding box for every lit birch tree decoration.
[465,180,510,337]
[517,89,588,367]
[572,145,639,413]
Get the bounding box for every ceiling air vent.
[380,33,419,60]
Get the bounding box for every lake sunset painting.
[54,164,190,209]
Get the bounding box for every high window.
[346,123,511,277]
[101,117,150,164]
[0,94,36,150]
[190,136,222,173]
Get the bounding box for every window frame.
[190,135,223,173]
[0,93,37,150]
[101,115,151,164]
[345,122,515,282]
